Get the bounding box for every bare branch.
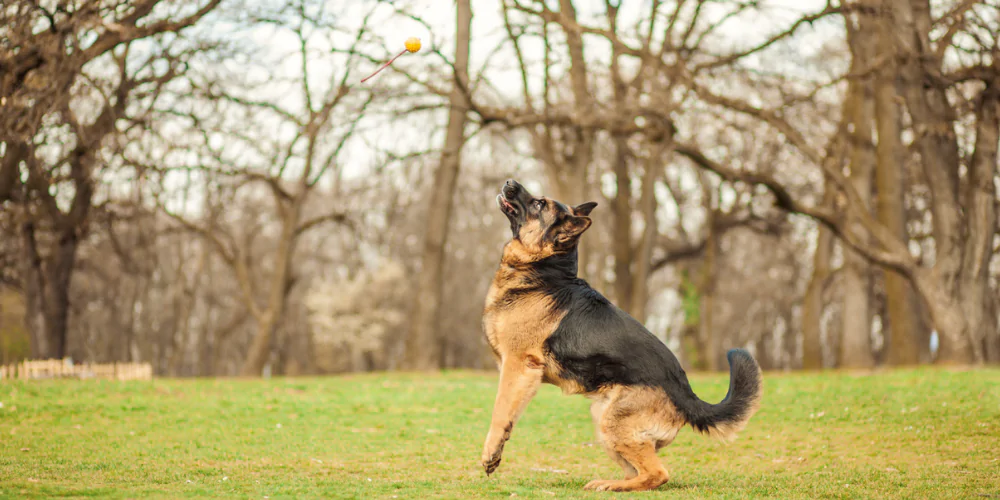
[694,3,843,72]
[673,142,918,276]
[294,211,352,237]
[933,0,982,60]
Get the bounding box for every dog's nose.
[503,179,519,195]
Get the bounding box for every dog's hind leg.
[590,398,637,480]
[583,388,670,492]
[585,438,667,492]
[480,354,544,475]
[584,428,668,491]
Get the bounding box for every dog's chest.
[483,283,561,357]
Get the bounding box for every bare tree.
[159,2,367,375]
[678,1,999,365]
[0,0,220,359]
[306,262,408,372]
[404,0,473,370]
[872,0,926,365]
[802,181,838,369]
[839,10,877,369]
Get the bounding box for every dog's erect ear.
[555,215,592,246]
[573,202,598,216]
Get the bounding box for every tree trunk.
[698,217,719,371]
[21,222,51,358]
[628,157,661,322]
[242,312,280,376]
[20,219,82,361]
[0,142,26,203]
[402,0,472,371]
[240,202,300,375]
[912,270,972,364]
[168,246,207,376]
[839,258,873,368]
[987,300,1000,364]
[889,0,977,363]
[607,14,634,312]
[801,206,834,370]
[958,81,1000,364]
[839,16,876,369]
[802,99,853,370]
[47,228,79,359]
[557,0,597,281]
[611,143,633,311]
[872,6,924,365]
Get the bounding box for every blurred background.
[1,0,998,377]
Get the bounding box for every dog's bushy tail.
[670,349,762,442]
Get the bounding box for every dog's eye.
[532,199,545,211]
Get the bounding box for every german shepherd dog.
[480,179,763,492]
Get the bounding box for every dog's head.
[497,179,597,261]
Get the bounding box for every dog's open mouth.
[497,194,519,217]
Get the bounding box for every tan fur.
[582,385,684,491]
[481,238,569,475]
[483,245,565,359]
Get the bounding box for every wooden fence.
[0,359,153,381]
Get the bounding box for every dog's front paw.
[481,446,503,475]
[481,424,513,476]
[481,435,508,476]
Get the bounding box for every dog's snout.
[502,179,521,199]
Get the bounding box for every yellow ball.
[404,37,421,53]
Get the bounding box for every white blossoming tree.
[304,262,409,372]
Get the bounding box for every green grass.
[1,368,998,499]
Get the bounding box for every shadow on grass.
[526,476,702,492]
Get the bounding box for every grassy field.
[1,368,998,499]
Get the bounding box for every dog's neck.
[501,244,580,281]
[487,244,587,312]
[529,249,579,279]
